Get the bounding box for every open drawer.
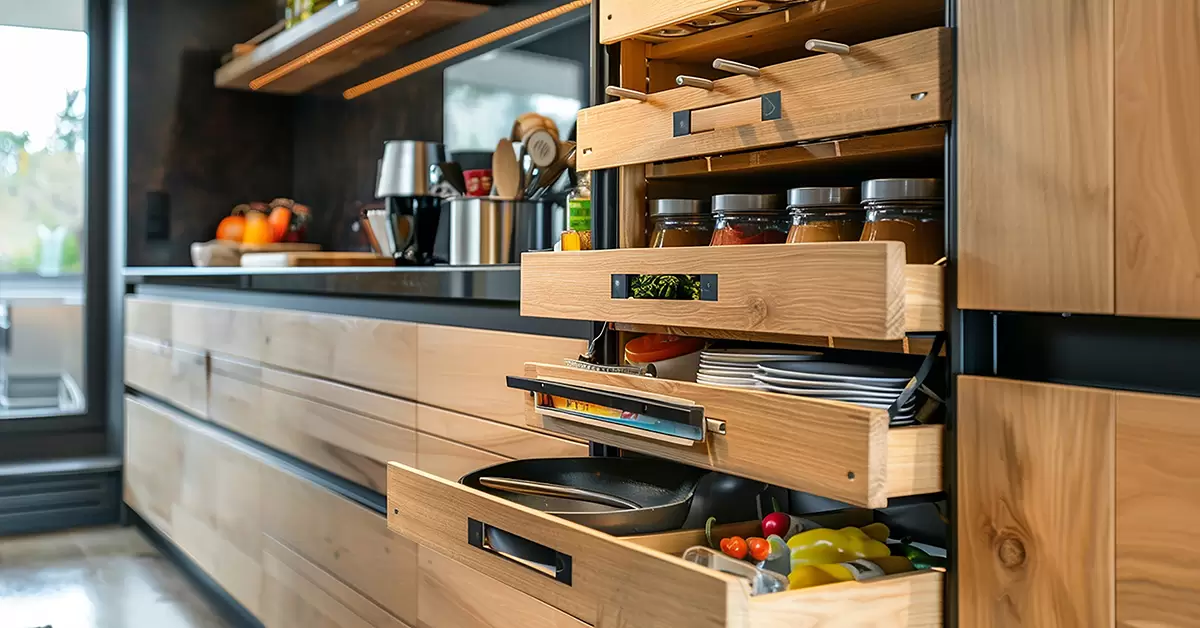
[521,243,943,342]
[510,363,942,509]
[576,28,950,171]
[388,462,944,628]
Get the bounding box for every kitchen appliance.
[376,139,446,265]
[439,198,563,265]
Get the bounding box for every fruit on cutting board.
[216,212,246,242]
[216,198,311,244]
[241,211,274,245]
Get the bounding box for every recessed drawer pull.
[711,58,761,77]
[805,39,851,55]
[605,86,647,102]
[467,518,573,586]
[676,75,715,90]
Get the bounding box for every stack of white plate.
[696,348,822,389]
[753,361,921,426]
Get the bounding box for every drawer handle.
[805,39,851,55]
[605,86,647,102]
[611,273,718,301]
[676,75,715,91]
[712,58,761,77]
[672,92,783,137]
[468,518,573,586]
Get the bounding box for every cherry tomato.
[746,537,770,562]
[719,536,748,560]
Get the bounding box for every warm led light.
[343,0,592,100]
[250,0,427,90]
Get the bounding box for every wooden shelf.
[612,322,942,356]
[214,0,486,95]
[646,126,945,181]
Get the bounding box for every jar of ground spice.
[709,194,788,246]
[785,186,864,243]
[649,199,714,247]
[859,178,944,264]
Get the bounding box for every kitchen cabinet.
[125,337,209,418]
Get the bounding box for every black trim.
[128,284,591,340]
[132,510,264,628]
[0,467,120,536]
[467,518,574,585]
[943,2,959,625]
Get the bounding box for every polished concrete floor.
[0,527,230,628]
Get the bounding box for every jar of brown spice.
[649,199,714,247]
[710,194,788,246]
[858,178,944,264]
[785,186,864,243]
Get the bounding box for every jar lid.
[861,178,943,202]
[712,193,784,213]
[787,186,860,208]
[625,334,705,364]
[651,199,710,217]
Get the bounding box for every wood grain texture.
[1115,391,1200,627]
[522,242,919,340]
[957,376,1114,628]
[1115,0,1200,318]
[598,0,744,44]
[238,252,393,267]
[612,323,940,355]
[415,432,509,481]
[577,28,950,171]
[958,0,1114,313]
[125,296,174,342]
[416,405,586,461]
[416,546,588,628]
[125,336,209,418]
[415,324,585,428]
[747,571,943,627]
[522,363,943,508]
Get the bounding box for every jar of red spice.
[709,194,788,246]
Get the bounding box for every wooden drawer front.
[172,301,418,399]
[209,354,417,493]
[577,28,950,171]
[416,432,508,482]
[125,337,209,418]
[388,462,943,628]
[599,0,743,44]
[416,324,586,428]
[417,405,587,461]
[417,546,587,628]
[521,244,943,341]
[1115,391,1200,627]
[519,363,940,508]
[125,296,173,342]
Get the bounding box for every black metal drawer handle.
[467,518,573,586]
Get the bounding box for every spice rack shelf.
[214,0,486,94]
[520,242,944,341]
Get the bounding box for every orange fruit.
[241,211,275,245]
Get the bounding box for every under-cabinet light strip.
[343,0,592,100]
[250,0,427,90]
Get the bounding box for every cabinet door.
[1115,0,1200,317]
[957,376,1114,627]
[1115,391,1200,626]
[958,0,1114,313]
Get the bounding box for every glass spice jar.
[858,178,945,264]
[709,194,788,246]
[785,186,864,243]
[649,199,714,248]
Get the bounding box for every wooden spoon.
[491,138,520,199]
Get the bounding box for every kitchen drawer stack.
[386,1,952,627]
[123,295,588,628]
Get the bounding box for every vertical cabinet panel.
[957,376,1114,627]
[1115,391,1200,626]
[1115,0,1200,317]
[958,0,1114,313]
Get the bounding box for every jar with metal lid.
[859,178,944,264]
[649,199,714,248]
[785,187,864,243]
[709,194,788,246]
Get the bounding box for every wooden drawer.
[417,405,587,461]
[388,462,943,628]
[125,296,173,342]
[125,336,209,418]
[577,28,950,171]
[416,324,587,428]
[172,300,418,399]
[516,363,940,508]
[599,0,746,44]
[417,546,587,628]
[522,243,943,342]
[416,432,509,482]
[209,355,418,493]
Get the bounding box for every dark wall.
[125,0,293,266]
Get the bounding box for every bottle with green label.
[567,171,592,233]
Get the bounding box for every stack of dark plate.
[753,362,921,426]
[696,348,821,389]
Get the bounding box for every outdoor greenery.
[0,89,85,274]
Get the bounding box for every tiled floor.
[0,527,229,628]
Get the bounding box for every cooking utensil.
[477,477,641,510]
[491,138,520,199]
[524,128,558,169]
[524,142,576,200]
[360,208,394,257]
[511,113,559,145]
[376,140,446,198]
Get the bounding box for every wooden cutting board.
[240,252,394,267]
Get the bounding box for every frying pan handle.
[467,518,574,586]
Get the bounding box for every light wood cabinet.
[125,337,209,418]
